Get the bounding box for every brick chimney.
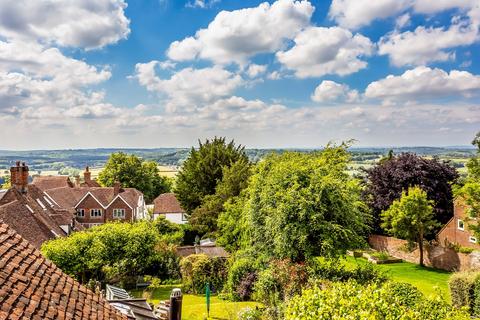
[10,161,29,193]
[83,166,91,183]
[75,175,80,187]
[113,181,121,196]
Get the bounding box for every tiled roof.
[32,176,73,192]
[153,193,185,214]
[81,180,101,188]
[0,186,69,248]
[45,187,141,210]
[0,222,127,320]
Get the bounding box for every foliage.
[175,137,248,215]
[179,254,227,294]
[240,144,369,262]
[238,307,263,320]
[371,251,390,260]
[381,186,439,266]
[98,152,172,203]
[152,216,184,244]
[363,153,458,234]
[449,271,480,314]
[225,257,258,301]
[252,259,308,310]
[1,175,10,189]
[41,221,179,284]
[285,280,469,320]
[189,158,251,235]
[58,166,80,177]
[217,194,248,252]
[237,272,258,302]
[466,131,480,181]
[308,257,387,284]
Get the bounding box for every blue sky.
[0,0,479,149]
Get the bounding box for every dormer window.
[458,219,465,231]
[90,209,102,217]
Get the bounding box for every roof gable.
[154,193,185,214]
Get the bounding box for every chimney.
[10,161,29,193]
[75,175,80,187]
[113,181,121,196]
[84,166,91,183]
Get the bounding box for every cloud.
[246,64,267,78]
[186,0,221,9]
[413,0,477,14]
[378,16,479,66]
[276,27,373,78]
[134,62,244,111]
[311,80,359,103]
[0,0,130,49]
[365,66,480,102]
[167,0,314,65]
[328,0,411,29]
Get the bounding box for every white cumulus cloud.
[276,27,373,78]
[311,80,359,103]
[167,0,314,65]
[365,66,480,102]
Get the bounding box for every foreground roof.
[153,193,185,214]
[0,222,127,320]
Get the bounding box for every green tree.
[1,175,10,189]
[381,186,439,266]
[98,152,172,203]
[189,158,251,235]
[174,137,248,214]
[466,131,480,181]
[239,144,369,262]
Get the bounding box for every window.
[77,209,85,217]
[458,219,465,230]
[113,208,125,219]
[90,209,102,217]
[470,236,477,243]
[182,213,188,221]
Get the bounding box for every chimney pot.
[10,161,29,193]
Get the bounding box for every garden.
[39,134,480,319]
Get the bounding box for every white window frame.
[90,208,103,217]
[113,208,126,219]
[182,213,188,221]
[470,236,477,243]
[77,209,85,217]
[458,219,465,231]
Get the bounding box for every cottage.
[153,193,187,224]
[438,198,480,250]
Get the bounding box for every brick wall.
[369,235,480,271]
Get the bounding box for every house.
[176,239,229,259]
[0,222,127,320]
[153,193,187,224]
[0,162,79,248]
[32,175,74,191]
[44,183,147,228]
[438,198,480,250]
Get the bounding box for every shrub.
[236,272,257,301]
[308,257,387,284]
[237,307,263,320]
[285,281,469,320]
[449,271,478,310]
[225,257,258,301]
[179,254,227,294]
[371,251,390,260]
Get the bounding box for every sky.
[0,0,479,150]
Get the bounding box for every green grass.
[345,256,452,300]
[130,285,260,320]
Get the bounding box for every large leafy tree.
[363,153,458,234]
[381,186,439,266]
[189,158,251,235]
[98,152,171,203]
[174,137,248,214]
[466,131,480,181]
[237,144,369,262]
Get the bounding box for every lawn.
[345,256,452,300]
[130,285,260,320]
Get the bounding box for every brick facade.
[75,194,134,227]
[369,234,480,271]
[105,197,133,222]
[437,198,480,249]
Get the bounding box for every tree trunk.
[419,232,424,267]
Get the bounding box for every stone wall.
[369,235,480,271]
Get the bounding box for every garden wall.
[368,235,480,271]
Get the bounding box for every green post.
[206,282,211,317]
